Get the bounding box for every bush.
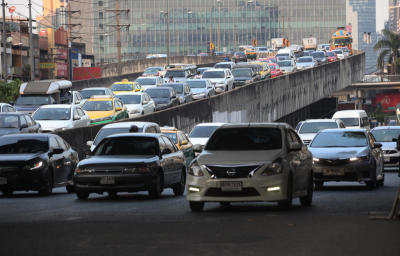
[0,79,22,103]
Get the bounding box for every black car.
[73,133,186,199]
[0,134,79,196]
[231,51,247,63]
[231,67,256,87]
[145,87,180,110]
[0,113,41,136]
[161,83,193,104]
[311,51,328,65]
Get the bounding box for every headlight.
[75,168,95,174]
[260,160,282,176]
[30,161,43,170]
[313,157,320,163]
[349,155,369,162]
[188,160,205,177]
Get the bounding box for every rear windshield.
[163,84,183,94]
[298,58,313,63]
[0,137,49,154]
[371,129,400,142]
[33,108,71,121]
[232,68,252,77]
[312,52,325,58]
[94,137,158,156]
[326,52,335,57]
[146,89,170,98]
[189,125,220,138]
[299,122,339,134]
[206,128,282,151]
[135,78,157,85]
[94,127,144,145]
[165,71,186,78]
[310,131,367,148]
[82,101,113,111]
[80,89,106,99]
[277,61,292,67]
[202,71,225,79]
[335,118,359,127]
[214,64,231,69]
[112,83,133,92]
[15,95,51,105]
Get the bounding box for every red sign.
[9,6,16,14]
[375,93,400,111]
[55,48,68,60]
[73,67,102,81]
[56,62,68,78]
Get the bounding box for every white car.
[296,119,345,146]
[201,69,234,94]
[186,123,314,211]
[135,76,163,90]
[296,56,318,70]
[115,92,156,118]
[371,126,400,170]
[277,60,296,73]
[0,103,16,112]
[32,104,90,132]
[80,87,114,105]
[188,123,226,150]
[333,49,345,60]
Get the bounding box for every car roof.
[371,126,400,131]
[81,87,109,91]
[203,68,227,72]
[114,92,145,96]
[319,128,367,133]
[146,87,173,91]
[38,104,73,109]
[136,76,157,79]
[219,122,292,129]
[105,132,163,139]
[303,119,340,123]
[187,79,208,82]
[194,122,226,127]
[101,121,159,129]
[0,112,25,116]
[0,133,52,139]
[215,62,235,65]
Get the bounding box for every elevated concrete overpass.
[57,53,365,155]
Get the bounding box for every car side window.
[162,137,176,153]
[49,136,61,149]
[6,106,14,112]
[77,108,85,116]
[178,133,186,144]
[289,130,303,145]
[145,126,156,133]
[55,136,68,150]
[25,115,35,126]
[20,115,28,127]
[368,133,375,146]
[158,137,167,153]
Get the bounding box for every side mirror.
[52,148,64,155]
[162,148,172,155]
[142,101,148,105]
[116,107,122,111]
[86,141,93,147]
[288,142,302,151]
[73,115,81,121]
[373,143,382,149]
[20,124,28,129]
[75,100,81,105]
[192,144,204,153]
[180,140,188,146]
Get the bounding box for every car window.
[20,115,28,127]
[145,126,156,133]
[162,136,176,152]
[25,115,35,126]
[178,132,186,144]
[77,108,85,117]
[115,100,122,109]
[49,136,61,149]
[158,137,167,153]
[368,133,375,146]
[55,136,68,150]
[289,130,302,144]
[94,137,158,155]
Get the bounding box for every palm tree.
[374,29,400,74]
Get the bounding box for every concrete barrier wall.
[57,53,365,156]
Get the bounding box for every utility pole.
[63,3,81,81]
[166,0,170,65]
[28,0,35,81]
[2,0,7,81]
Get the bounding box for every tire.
[220,202,231,208]
[278,175,293,210]
[300,174,313,207]
[66,184,75,193]
[148,172,163,199]
[377,173,385,187]
[1,189,13,197]
[366,162,377,190]
[172,170,186,196]
[315,181,324,190]
[189,201,204,212]
[38,169,53,196]
[76,190,89,200]
[108,191,117,198]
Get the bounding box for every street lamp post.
[160,0,170,65]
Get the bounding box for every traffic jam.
[0,28,382,212]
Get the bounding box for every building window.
[99,12,103,19]
[99,23,103,29]
[98,1,103,6]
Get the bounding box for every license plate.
[323,169,344,176]
[384,156,390,163]
[220,181,242,191]
[0,177,7,185]
[100,176,115,185]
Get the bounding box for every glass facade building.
[93,0,347,64]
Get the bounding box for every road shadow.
[196,202,314,214]
[0,191,67,198]
[74,192,176,203]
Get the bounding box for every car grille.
[205,165,261,179]
[384,150,398,155]
[205,188,260,197]
[318,158,350,166]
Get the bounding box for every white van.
[276,48,295,61]
[332,110,370,130]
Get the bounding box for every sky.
[376,0,389,32]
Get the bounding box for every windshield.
[258,47,267,51]
[371,129,400,142]
[189,125,220,138]
[334,50,343,54]
[33,108,71,121]
[0,137,49,154]
[146,89,170,98]
[299,122,338,134]
[115,95,141,104]
[135,78,157,85]
[326,52,335,57]
[0,115,19,128]
[163,84,183,94]
[144,67,161,74]
[94,136,158,156]
[162,132,178,144]
[187,80,207,88]
[311,131,367,148]
[206,128,282,151]
[112,83,133,92]
[312,52,325,58]
[94,127,144,145]
[15,95,51,105]
[298,58,313,63]
[80,89,106,99]
[334,38,351,45]
[303,52,311,56]
[232,68,252,77]
[202,71,225,79]
[277,61,292,67]
[165,71,186,78]
[336,118,359,127]
[82,101,113,111]
[276,53,289,58]
[215,64,231,69]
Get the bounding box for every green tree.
[374,29,400,74]
[0,80,22,103]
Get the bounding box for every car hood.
[379,142,396,151]
[191,88,207,94]
[207,78,226,83]
[299,133,317,141]
[36,120,71,131]
[87,111,114,120]
[197,150,282,165]
[0,128,20,136]
[189,137,209,146]
[296,62,313,67]
[78,155,159,167]
[0,152,43,162]
[309,147,369,159]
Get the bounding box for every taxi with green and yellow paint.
[82,95,129,125]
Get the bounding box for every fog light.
[188,186,200,192]
[267,186,280,192]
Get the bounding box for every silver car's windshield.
[311,131,367,148]
[371,129,400,142]
[299,122,338,134]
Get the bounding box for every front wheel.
[172,170,186,196]
[189,201,204,212]
[38,169,53,196]
[278,175,293,210]
[76,190,89,200]
[300,174,313,207]
[1,189,13,197]
[66,184,75,193]
[148,173,163,199]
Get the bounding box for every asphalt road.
[1,173,399,256]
